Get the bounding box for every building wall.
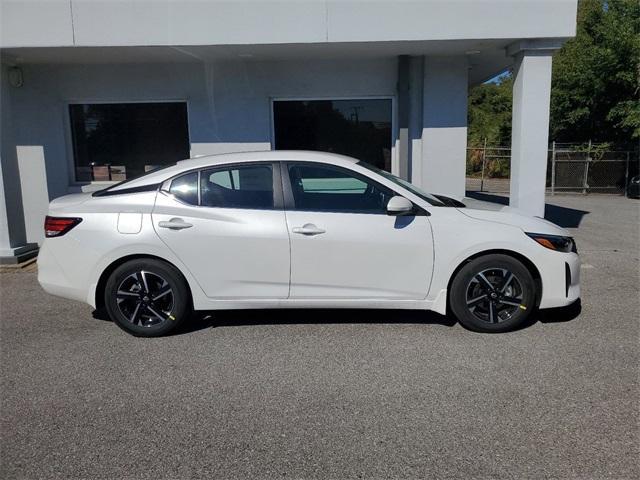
[1,0,578,48]
[419,57,468,198]
[5,58,398,243]
[0,64,28,253]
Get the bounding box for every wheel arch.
[446,249,543,312]
[95,254,194,310]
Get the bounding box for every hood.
[49,193,92,210]
[459,206,570,236]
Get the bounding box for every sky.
[485,70,511,84]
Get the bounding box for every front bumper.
[538,251,581,309]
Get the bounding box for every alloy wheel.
[115,271,174,327]
[465,268,524,324]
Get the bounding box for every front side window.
[287,163,394,214]
[69,102,189,182]
[200,165,274,209]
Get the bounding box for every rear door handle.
[292,223,326,236]
[158,218,193,230]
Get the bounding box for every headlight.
[631,176,640,184]
[526,233,577,253]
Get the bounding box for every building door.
[273,99,393,172]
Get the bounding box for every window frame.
[162,161,284,211]
[281,161,406,215]
[64,99,192,189]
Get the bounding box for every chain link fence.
[466,142,639,195]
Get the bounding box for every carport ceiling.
[1,39,513,85]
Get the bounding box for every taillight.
[44,216,82,238]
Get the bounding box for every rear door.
[152,162,290,299]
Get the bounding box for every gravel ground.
[1,194,638,479]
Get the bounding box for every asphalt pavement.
[1,194,638,479]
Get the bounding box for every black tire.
[104,258,191,337]
[449,254,536,333]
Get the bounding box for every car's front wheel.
[450,254,536,333]
[104,258,191,337]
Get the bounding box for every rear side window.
[169,172,198,205]
[200,165,274,209]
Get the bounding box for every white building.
[0,0,577,263]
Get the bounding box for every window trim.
[64,99,192,190]
[281,161,413,215]
[162,161,284,211]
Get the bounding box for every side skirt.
[191,295,447,315]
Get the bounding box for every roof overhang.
[1,36,572,86]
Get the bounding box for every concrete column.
[419,56,468,199]
[397,55,424,182]
[408,56,424,185]
[397,56,410,180]
[0,65,38,264]
[508,42,558,217]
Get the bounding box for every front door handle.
[292,223,326,236]
[158,218,193,230]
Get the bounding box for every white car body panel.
[152,191,290,299]
[285,210,433,299]
[38,151,580,317]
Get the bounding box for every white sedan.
[38,151,580,336]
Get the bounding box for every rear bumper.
[37,241,90,304]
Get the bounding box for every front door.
[283,162,434,299]
[152,162,290,299]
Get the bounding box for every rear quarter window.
[169,172,199,205]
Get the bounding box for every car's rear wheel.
[450,254,536,333]
[104,259,191,337]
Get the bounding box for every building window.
[69,102,190,182]
[273,99,393,171]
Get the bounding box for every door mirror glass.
[386,195,414,216]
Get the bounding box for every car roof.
[181,150,358,168]
[109,150,359,191]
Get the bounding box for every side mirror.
[386,195,414,216]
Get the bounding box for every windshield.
[357,161,445,206]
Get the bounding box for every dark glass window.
[169,172,199,205]
[287,163,394,214]
[200,165,274,209]
[273,99,392,171]
[69,102,189,182]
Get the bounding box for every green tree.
[467,0,640,147]
[467,75,513,147]
[550,0,639,144]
